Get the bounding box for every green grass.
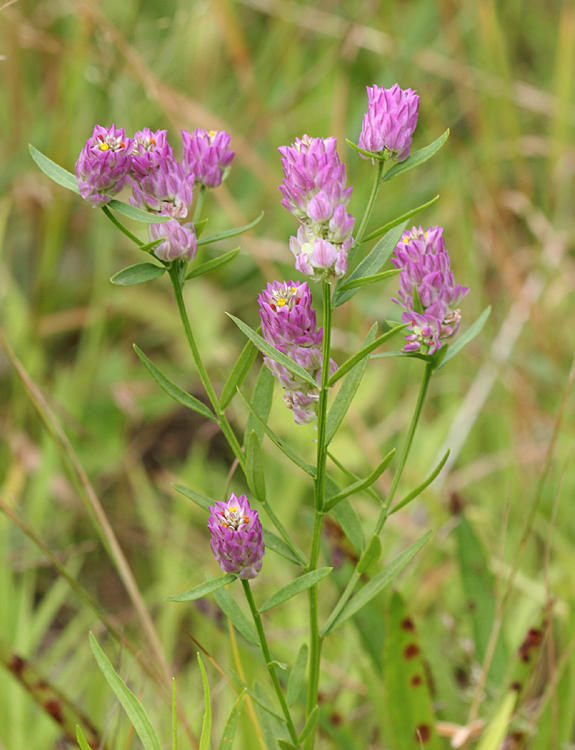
[1,0,574,748]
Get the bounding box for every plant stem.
[304,280,332,750]
[193,185,206,224]
[352,160,385,251]
[101,205,144,247]
[241,580,300,746]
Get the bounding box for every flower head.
[75,124,133,206]
[130,156,194,218]
[182,128,235,188]
[148,219,197,262]
[289,226,350,280]
[392,226,468,353]
[359,84,419,161]
[208,493,264,579]
[130,128,174,179]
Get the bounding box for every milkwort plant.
[30,84,489,750]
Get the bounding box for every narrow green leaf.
[278,742,299,750]
[195,217,208,237]
[248,683,285,722]
[326,324,377,444]
[259,568,333,613]
[198,212,264,246]
[174,484,212,512]
[344,138,388,161]
[337,268,400,293]
[335,222,408,307]
[437,306,491,369]
[168,575,236,602]
[107,199,169,224]
[322,532,431,635]
[185,248,240,280]
[76,726,92,750]
[382,129,450,183]
[243,364,275,445]
[29,144,79,193]
[362,195,440,244]
[356,535,382,574]
[110,262,166,286]
[213,588,259,645]
[238,388,315,477]
[455,516,507,684]
[390,450,450,516]
[133,344,215,421]
[220,340,258,409]
[247,430,266,500]
[218,690,245,750]
[228,314,317,387]
[329,325,407,386]
[287,644,308,707]
[197,653,212,750]
[324,449,395,511]
[476,692,517,750]
[382,592,442,750]
[298,706,319,743]
[89,633,162,750]
[330,496,365,554]
[172,678,177,750]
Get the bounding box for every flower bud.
[181,129,235,188]
[75,124,133,206]
[208,493,264,579]
[148,219,197,262]
[359,84,419,162]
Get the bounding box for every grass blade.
[198,653,213,750]
[218,690,246,750]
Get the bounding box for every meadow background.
[1,1,574,748]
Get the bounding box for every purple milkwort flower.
[278,135,352,223]
[130,128,174,179]
[182,128,235,188]
[75,124,133,206]
[208,493,264,579]
[358,84,419,162]
[148,219,197,262]
[130,156,194,218]
[258,281,336,423]
[392,225,468,354]
[289,226,350,280]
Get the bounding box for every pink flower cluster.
[278,136,354,281]
[75,125,235,262]
[208,493,264,579]
[358,84,419,161]
[258,281,336,424]
[392,226,468,354]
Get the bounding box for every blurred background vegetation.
[1,0,574,748]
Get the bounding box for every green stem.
[101,205,144,247]
[304,280,332,750]
[241,580,299,746]
[193,185,206,224]
[322,362,433,635]
[352,160,385,251]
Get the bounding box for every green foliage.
[259,568,333,613]
[111,262,166,285]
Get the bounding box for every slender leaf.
[345,138,387,161]
[390,450,450,515]
[89,633,162,750]
[475,693,517,750]
[243,364,275,445]
[213,588,258,645]
[287,645,308,707]
[331,497,365,554]
[228,314,317,387]
[168,575,236,602]
[278,742,299,750]
[324,449,395,511]
[195,217,208,237]
[218,690,245,750]
[329,325,407,386]
[335,222,408,306]
[107,199,169,223]
[322,532,431,635]
[382,129,450,183]
[29,144,80,193]
[197,653,212,750]
[247,430,266,500]
[76,727,92,750]
[362,195,440,243]
[185,248,240,280]
[174,484,212,512]
[337,268,400,293]
[133,344,215,421]
[259,568,333,613]
[198,212,264,246]
[437,306,491,369]
[357,535,382,574]
[220,339,258,409]
[326,324,377,444]
[298,706,319,743]
[172,678,177,750]
[111,262,166,286]
[238,389,315,477]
